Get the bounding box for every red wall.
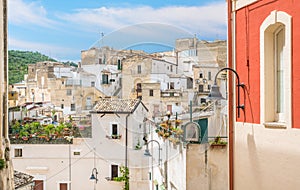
[234,0,300,128]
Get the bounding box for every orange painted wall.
[234,0,300,128]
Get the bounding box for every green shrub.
[0,159,6,170]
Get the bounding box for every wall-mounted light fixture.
[144,140,162,166]
[89,168,98,183]
[207,67,245,118]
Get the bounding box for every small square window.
[15,148,22,157]
[67,89,72,96]
[149,89,154,96]
[199,85,204,92]
[102,74,109,84]
[137,65,141,74]
[73,151,80,156]
[169,82,174,89]
[208,71,212,80]
[71,104,76,111]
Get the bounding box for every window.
[86,96,92,110]
[34,180,44,190]
[71,104,76,111]
[112,124,118,135]
[167,105,172,115]
[91,81,95,87]
[73,151,80,156]
[61,104,64,109]
[208,71,212,80]
[201,98,206,104]
[136,83,142,93]
[14,148,22,157]
[169,82,174,89]
[199,73,203,78]
[153,105,159,117]
[149,89,154,96]
[207,84,211,91]
[99,58,102,64]
[111,165,119,179]
[62,81,64,85]
[66,89,72,96]
[110,123,121,139]
[59,183,68,190]
[137,65,141,74]
[170,65,173,72]
[102,74,109,84]
[260,11,291,127]
[198,85,204,92]
[118,59,122,70]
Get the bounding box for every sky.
[8,0,227,62]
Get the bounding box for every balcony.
[161,90,182,98]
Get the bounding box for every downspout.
[125,114,130,167]
[227,0,235,190]
[125,113,130,188]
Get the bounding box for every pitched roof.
[91,99,148,113]
[14,170,34,189]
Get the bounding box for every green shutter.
[194,118,208,143]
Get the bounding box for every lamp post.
[206,67,245,118]
[90,147,98,190]
[207,67,245,190]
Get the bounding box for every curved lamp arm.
[145,140,162,166]
[211,67,245,118]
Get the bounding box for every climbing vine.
[113,166,129,190]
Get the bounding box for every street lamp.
[89,168,98,183]
[207,67,245,118]
[144,140,162,166]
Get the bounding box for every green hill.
[8,50,77,84]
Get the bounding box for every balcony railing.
[161,90,182,97]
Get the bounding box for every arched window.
[260,11,292,128]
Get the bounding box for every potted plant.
[111,134,122,139]
[135,139,142,150]
[210,136,227,147]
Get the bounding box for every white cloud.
[58,2,227,38]
[8,0,58,28]
[9,38,78,61]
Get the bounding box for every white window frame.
[110,122,119,136]
[57,181,70,190]
[260,10,292,128]
[110,164,119,179]
[32,175,46,190]
[14,148,23,158]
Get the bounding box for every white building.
[10,98,151,190]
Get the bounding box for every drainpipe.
[227,0,235,190]
[125,113,130,175]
